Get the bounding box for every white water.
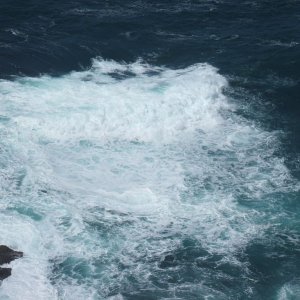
[0,59,297,299]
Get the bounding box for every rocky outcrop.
[0,268,11,281]
[0,245,23,281]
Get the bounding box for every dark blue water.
[0,1,300,299]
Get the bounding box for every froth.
[0,59,297,299]
[1,60,228,144]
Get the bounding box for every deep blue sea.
[0,1,300,299]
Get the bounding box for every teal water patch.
[7,205,43,221]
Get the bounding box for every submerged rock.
[0,245,23,281]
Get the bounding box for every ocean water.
[0,1,299,299]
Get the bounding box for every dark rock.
[0,268,12,281]
[0,245,23,281]
[0,245,23,265]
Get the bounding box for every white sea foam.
[3,60,227,144]
[0,215,58,299]
[0,59,297,299]
[278,279,300,300]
